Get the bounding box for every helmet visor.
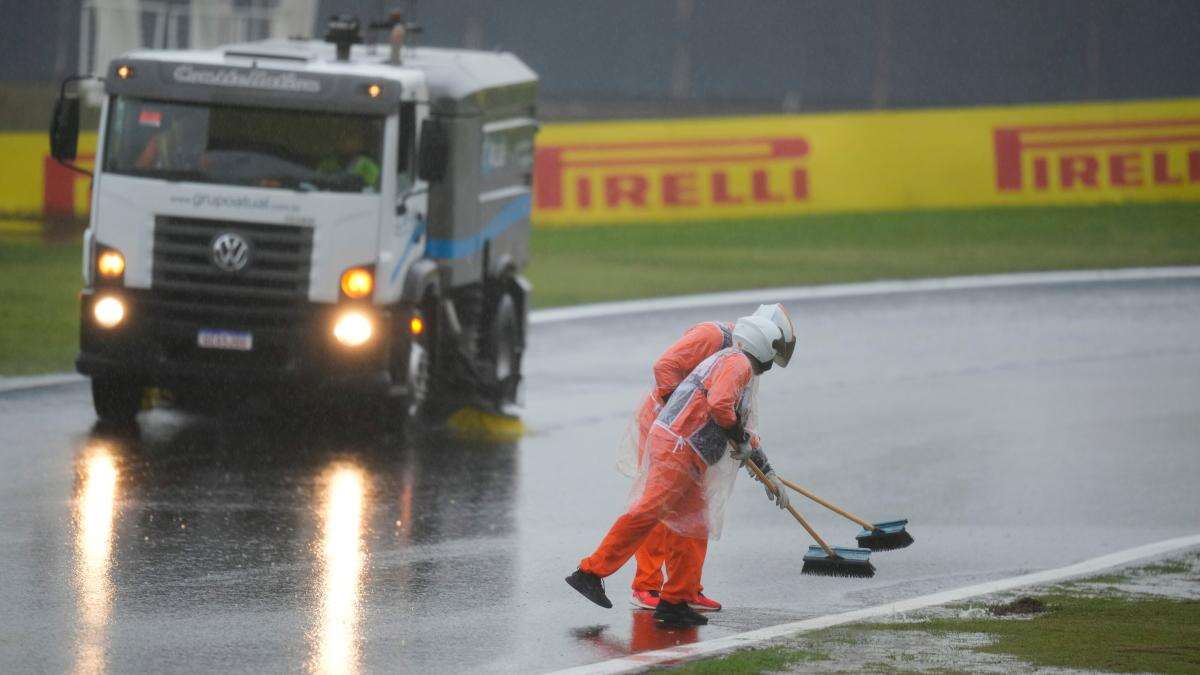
[773,336,796,367]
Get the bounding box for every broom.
[776,476,914,552]
[743,458,875,578]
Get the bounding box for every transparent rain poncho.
[616,392,659,478]
[622,373,761,540]
[616,321,737,479]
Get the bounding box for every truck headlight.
[93,296,126,328]
[333,311,373,347]
[97,249,125,279]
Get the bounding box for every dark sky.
[3,0,1199,112]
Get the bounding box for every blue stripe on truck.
[389,216,427,284]
[425,193,531,260]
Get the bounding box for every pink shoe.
[630,589,660,609]
[688,592,722,612]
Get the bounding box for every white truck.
[50,16,536,424]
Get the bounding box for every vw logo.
[211,232,251,272]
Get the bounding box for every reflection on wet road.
[571,611,699,657]
[313,464,365,675]
[1,406,523,673]
[2,278,1200,672]
[73,442,118,675]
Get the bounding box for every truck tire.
[404,316,433,420]
[400,296,447,423]
[92,378,142,424]
[484,289,525,407]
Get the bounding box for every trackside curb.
[4,266,1199,395]
[0,373,85,395]
[527,266,1200,325]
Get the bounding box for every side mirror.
[50,89,81,162]
[417,118,448,183]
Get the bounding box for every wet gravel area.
[759,551,1200,673]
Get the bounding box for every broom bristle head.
[801,546,876,578]
[857,530,914,551]
[856,520,913,552]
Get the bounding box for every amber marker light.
[97,250,125,278]
[116,65,133,79]
[409,316,424,336]
[340,268,374,299]
[366,84,382,98]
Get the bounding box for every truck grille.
[149,216,313,329]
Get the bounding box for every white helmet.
[753,303,796,367]
[733,315,783,371]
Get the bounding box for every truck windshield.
[103,97,384,193]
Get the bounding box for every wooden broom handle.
[744,458,837,558]
[776,476,877,531]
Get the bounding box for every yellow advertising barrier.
[0,132,97,218]
[3,98,1199,222]
[533,97,1200,224]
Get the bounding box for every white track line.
[0,373,85,394]
[529,266,1200,325]
[548,533,1200,675]
[5,267,1199,396]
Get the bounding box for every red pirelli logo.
[533,137,810,212]
[43,153,95,217]
[994,119,1200,192]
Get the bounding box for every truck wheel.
[405,327,432,420]
[486,290,524,406]
[399,298,446,423]
[92,378,142,424]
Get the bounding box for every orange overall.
[582,348,754,604]
[632,322,733,595]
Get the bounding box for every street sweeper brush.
[801,545,876,578]
[855,519,914,551]
[743,458,877,579]
[776,475,914,552]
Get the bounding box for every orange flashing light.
[340,268,374,299]
[97,250,125,278]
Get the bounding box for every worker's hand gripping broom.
[743,458,875,578]
[775,476,914,551]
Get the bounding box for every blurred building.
[0,0,317,127]
[1,0,1199,123]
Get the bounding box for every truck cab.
[51,17,537,423]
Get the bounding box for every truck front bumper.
[76,288,405,394]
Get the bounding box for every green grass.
[0,240,81,375]
[870,594,1200,673]
[662,646,826,674]
[2,202,1199,375]
[1063,572,1131,587]
[527,203,1200,307]
[1139,559,1194,576]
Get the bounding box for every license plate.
[197,329,253,351]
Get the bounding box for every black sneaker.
[653,599,709,628]
[565,569,613,608]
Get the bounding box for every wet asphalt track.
[2,277,1199,673]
